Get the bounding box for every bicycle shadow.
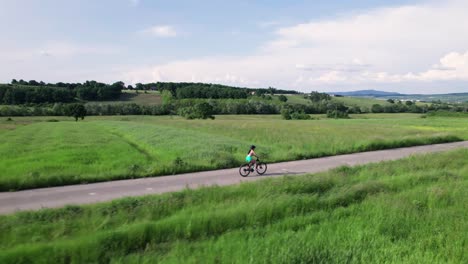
[247,171,307,177]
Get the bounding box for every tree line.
[2,80,299,104]
[1,82,466,119]
[1,98,465,119]
[130,82,299,99]
[0,91,468,119]
[0,80,124,104]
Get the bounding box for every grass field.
[280,94,433,108]
[332,96,391,108]
[0,149,466,263]
[280,94,392,108]
[85,90,163,105]
[380,93,468,103]
[0,114,467,191]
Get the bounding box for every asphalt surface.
[1,141,467,215]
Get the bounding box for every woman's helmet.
[250,145,256,149]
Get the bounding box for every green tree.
[65,103,87,121]
[309,91,331,102]
[178,102,215,119]
[194,102,215,119]
[278,95,288,102]
[326,102,349,119]
[135,83,144,90]
[281,108,292,120]
[371,104,384,113]
[161,90,173,105]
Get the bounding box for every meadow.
[86,90,163,106]
[379,93,468,103]
[0,148,466,263]
[284,94,392,108]
[0,114,467,191]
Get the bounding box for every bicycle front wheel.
[239,164,251,177]
[256,162,267,175]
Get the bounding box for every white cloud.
[300,51,468,85]
[140,25,177,38]
[122,1,468,93]
[400,51,468,82]
[316,71,346,83]
[3,1,466,93]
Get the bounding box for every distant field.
[279,94,393,108]
[86,90,162,105]
[283,94,311,104]
[85,92,436,110]
[377,93,468,103]
[0,149,466,263]
[332,96,391,108]
[332,95,430,107]
[0,114,466,190]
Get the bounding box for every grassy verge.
[0,114,467,190]
[0,149,467,263]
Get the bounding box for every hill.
[331,90,402,97]
[331,89,468,103]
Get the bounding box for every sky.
[0,0,467,94]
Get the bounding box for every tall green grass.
[0,149,466,263]
[426,111,468,118]
[0,114,467,190]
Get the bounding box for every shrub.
[64,103,87,121]
[278,95,288,102]
[290,111,311,120]
[178,102,215,120]
[327,110,349,119]
[281,107,311,120]
[281,108,291,120]
[371,104,384,113]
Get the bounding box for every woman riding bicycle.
[239,145,267,177]
[246,145,258,168]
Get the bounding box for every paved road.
[1,141,467,215]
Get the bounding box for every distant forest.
[0,80,298,104]
[131,82,299,99]
[0,80,124,104]
[0,79,466,118]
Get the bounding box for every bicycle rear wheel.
[239,164,251,177]
[256,162,267,175]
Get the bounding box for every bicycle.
[239,158,267,177]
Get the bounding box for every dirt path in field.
[1,141,467,215]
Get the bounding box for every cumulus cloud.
[300,51,468,85]
[140,25,177,38]
[402,51,468,82]
[121,1,468,93]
